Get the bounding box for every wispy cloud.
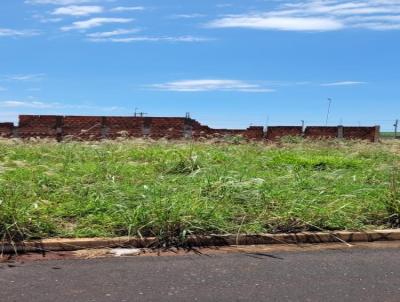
[33,14,63,23]
[110,6,145,12]
[0,87,7,92]
[26,0,94,4]
[88,35,213,43]
[207,0,400,31]
[0,100,123,111]
[216,4,233,8]
[208,16,343,31]
[3,74,45,81]
[86,28,140,38]
[321,81,367,86]
[0,28,40,37]
[0,101,58,109]
[61,17,133,31]
[149,79,274,92]
[52,5,103,16]
[170,14,206,19]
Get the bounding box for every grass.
[381,132,398,139]
[0,137,399,245]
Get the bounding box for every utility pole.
[325,98,332,126]
[395,119,399,139]
[134,108,138,117]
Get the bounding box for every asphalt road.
[1,245,400,302]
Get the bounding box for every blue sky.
[0,0,399,130]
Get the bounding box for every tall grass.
[0,137,399,244]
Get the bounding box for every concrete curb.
[2,229,400,254]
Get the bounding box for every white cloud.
[52,5,103,16]
[321,81,367,86]
[208,16,343,31]
[0,28,40,37]
[4,74,45,81]
[216,4,233,8]
[0,100,123,111]
[207,0,400,31]
[61,17,133,31]
[88,35,212,43]
[170,14,206,19]
[39,17,63,23]
[0,101,57,109]
[86,28,140,38]
[149,79,274,92]
[26,0,94,4]
[110,6,145,12]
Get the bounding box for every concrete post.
[101,117,108,139]
[373,125,380,142]
[337,125,344,139]
[12,126,18,138]
[55,116,63,142]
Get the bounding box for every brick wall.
[265,126,303,140]
[343,126,380,142]
[244,126,264,140]
[304,126,338,139]
[63,116,103,140]
[303,126,380,142]
[0,123,14,137]
[17,115,59,138]
[0,115,381,142]
[105,116,143,138]
[147,117,187,139]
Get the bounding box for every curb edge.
[2,229,400,254]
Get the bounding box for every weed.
[0,138,399,245]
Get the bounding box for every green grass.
[381,132,398,139]
[0,137,399,245]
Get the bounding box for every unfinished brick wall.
[0,115,380,142]
[244,126,264,140]
[0,123,14,137]
[343,126,380,142]
[304,126,380,142]
[18,115,59,138]
[304,126,338,139]
[105,116,143,138]
[265,126,303,140]
[62,116,103,140]
[147,117,187,139]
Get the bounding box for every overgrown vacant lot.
[0,138,399,243]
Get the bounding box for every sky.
[0,0,399,130]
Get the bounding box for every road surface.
[1,243,400,302]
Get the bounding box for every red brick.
[266,126,303,140]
